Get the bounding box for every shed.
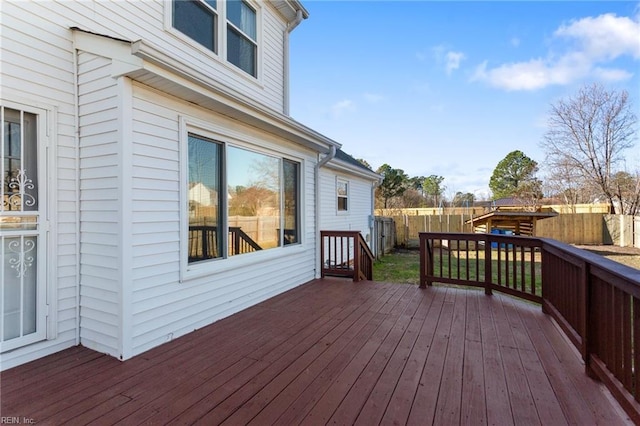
[467,211,558,236]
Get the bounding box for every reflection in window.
[186,133,301,264]
[188,134,222,262]
[337,180,348,211]
[228,146,279,255]
[173,0,218,53]
[283,160,299,245]
[226,0,257,76]
[2,109,38,213]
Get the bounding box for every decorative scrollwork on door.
[4,169,36,211]
[7,238,36,278]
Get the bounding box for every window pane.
[173,0,216,52]
[227,146,279,255]
[283,160,299,245]
[227,0,256,40]
[188,134,222,262]
[337,181,348,211]
[3,109,37,212]
[227,28,256,76]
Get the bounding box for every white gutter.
[315,146,337,277]
[283,9,304,115]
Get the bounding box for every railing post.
[420,234,426,288]
[353,233,361,282]
[320,232,326,279]
[582,261,596,379]
[484,235,492,295]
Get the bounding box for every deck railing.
[188,226,262,261]
[419,232,640,423]
[320,230,374,282]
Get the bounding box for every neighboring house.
[0,0,378,370]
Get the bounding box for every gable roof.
[330,150,381,183]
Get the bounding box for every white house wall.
[77,51,123,358]
[1,1,79,369]
[319,168,374,244]
[128,83,318,357]
[6,1,288,114]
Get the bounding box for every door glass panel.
[1,106,40,346]
[2,236,37,340]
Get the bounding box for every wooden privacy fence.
[390,213,640,248]
[419,232,640,423]
[373,216,396,257]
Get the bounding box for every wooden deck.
[1,279,631,425]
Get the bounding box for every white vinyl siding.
[7,1,286,112]
[319,168,374,245]
[129,84,316,355]
[77,52,122,358]
[0,1,78,369]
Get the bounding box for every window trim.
[179,116,304,283]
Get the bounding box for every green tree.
[376,164,408,208]
[452,191,475,207]
[489,150,540,200]
[423,175,445,207]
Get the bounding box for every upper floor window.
[173,0,218,53]
[172,0,257,77]
[226,0,257,77]
[337,179,348,211]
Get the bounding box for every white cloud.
[363,93,385,103]
[430,45,466,75]
[555,13,640,60]
[471,13,640,91]
[330,99,356,118]
[445,51,466,75]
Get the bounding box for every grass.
[373,245,640,287]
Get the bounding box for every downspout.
[72,43,81,346]
[315,145,336,277]
[283,9,303,115]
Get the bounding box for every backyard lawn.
[373,245,640,285]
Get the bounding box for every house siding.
[128,83,317,356]
[319,168,375,244]
[11,0,287,114]
[1,0,328,370]
[1,1,79,369]
[77,52,122,358]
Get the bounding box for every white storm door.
[1,106,48,352]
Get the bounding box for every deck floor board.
[0,279,631,425]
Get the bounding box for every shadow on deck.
[0,278,631,425]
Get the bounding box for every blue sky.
[289,1,640,199]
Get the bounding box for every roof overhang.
[271,0,309,22]
[325,158,382,183]
[72,28,338,155]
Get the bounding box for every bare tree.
[541,83,638,214]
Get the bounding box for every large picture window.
[187,133,300,264]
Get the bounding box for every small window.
[226,0,257,76]
[173,0,218,53]
[337,179,348,211]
